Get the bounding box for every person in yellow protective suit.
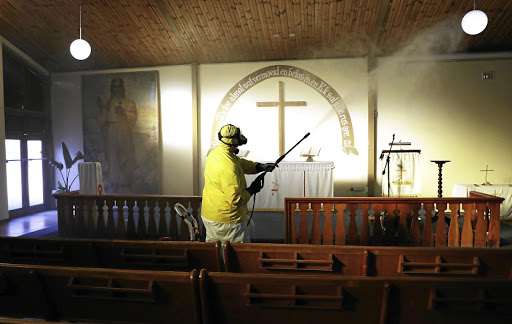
[201,124,275,243]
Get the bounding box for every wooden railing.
[53,191,203,240]
[285,192,504,248]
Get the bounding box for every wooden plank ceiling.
[0,0,511,72]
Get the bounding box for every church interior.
[0,0,512,323]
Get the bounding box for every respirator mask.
[218,124,247,147]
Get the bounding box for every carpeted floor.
[21,225,59,238]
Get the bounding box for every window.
[3,46,52,218]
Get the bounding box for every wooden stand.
[431,160,450,198]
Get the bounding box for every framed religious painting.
[82,71,160,194]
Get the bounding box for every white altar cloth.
[246,161,334,210]
[79,162,104,195]
[452,184,512,219]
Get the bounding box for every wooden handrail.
[284,192,504,248]
[54,191,203,241]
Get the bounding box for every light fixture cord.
[79,5,82,39]
[474,0,476,10]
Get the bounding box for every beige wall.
[376,57,512,197]
[51,65,194,195]
[2,44,511,213]
[199,58,369,196]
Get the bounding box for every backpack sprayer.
[248,132,311,224]
[174,203,200,241]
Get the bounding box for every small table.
[431,160,450,198]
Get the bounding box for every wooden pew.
[284,193,504,247]
[0,317,72,323]
[223,242,512,278]
[390,278,512,324]
[199,269,512,324]
[0,237,222,272]
[0,263,201,324]
[97,240,222,271]
[199,269,389,324]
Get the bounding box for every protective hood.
[218,124,247,147]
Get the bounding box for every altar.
[452,184,512,219]
[246,161,334,210]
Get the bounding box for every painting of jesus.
[82,71,160,194]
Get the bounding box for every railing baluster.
[371,203,384,246]
[383,204,396,245]
[125,199,136,239]
[461,203,475,247]
[422,203,435,246]
[116,199,126,239]
[298,203,309,244]
[310,202,322,245]
[474,202,488,247]
[157,200,168,239]
[409,203,421,246]
[74,197,86,237]
[435,203,447,247]
[96,198,105,238]
[396,203,410,246]
[448,202,460,247]
[105,199,116,239]
[147,200,157,240]
[359,203,371,246]
[334,203,345,246]
[347,203,358,245]
[137,200,147,240]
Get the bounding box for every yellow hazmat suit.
[201,125,259,224]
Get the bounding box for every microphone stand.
[382,134,395,197]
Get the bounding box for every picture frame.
[81,71,160,194]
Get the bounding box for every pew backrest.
[223,242,512,278]
[0,237,222,272]
[0,263,201,324]
[199,269,512,324]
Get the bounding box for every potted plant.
[48,142,84,193]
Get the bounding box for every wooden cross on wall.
[256,81,307,155]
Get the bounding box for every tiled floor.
[0,210,58,237]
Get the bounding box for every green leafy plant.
[48,142,84,193]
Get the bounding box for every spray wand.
[248,132,310,224]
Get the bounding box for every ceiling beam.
[371,0,391,54]
[153,0,195,63]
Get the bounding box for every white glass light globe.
[70,38,91,60]
[461,10,488,35]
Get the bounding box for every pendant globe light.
[461,0,488,35]
[70,5,91,60]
